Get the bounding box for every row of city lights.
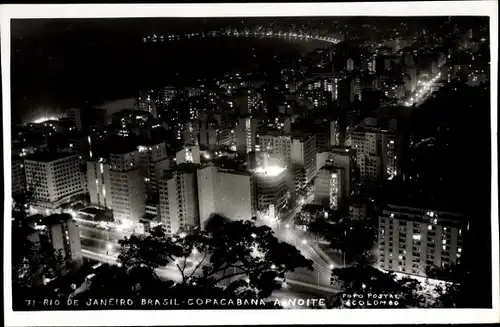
[404,72,442,107]
[144,30,339,44]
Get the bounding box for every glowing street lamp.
[106,242,113,255]
[301,239,308,245]
[329,264,335,269]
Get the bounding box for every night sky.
[10,16,488,123]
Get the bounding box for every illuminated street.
[79,219,338,291]
[404,72,443,107]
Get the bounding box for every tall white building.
[291,134,317,186]
[330,120,340,147]
[159,164,200,234]
[109,150,145,224]
[235,117,259,154]
[197,166,256,228]
[345,118,397,182]
[378,205,467,278]
[24,153,83,209]
[87,158,112,209]
[258,130,316,184]
[138,142,171,199]
[314,166,343,210]
[253,163,288,218]
[257,131,292,164]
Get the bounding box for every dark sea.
[11,34,328,124]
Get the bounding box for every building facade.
[257,131,292,165]
[29,214,83,269]
[138,142,170,199]
[377,205,467,278]
[159,164,200,234]
[109,150,145,224]
[253,165,288,218]
[87,158,112,209]
[24,153,83,209]
[197,166,256,228]
[235,117,259,154]
[291,134,317,186]
[345,118,398,182]
[314,166,343,210]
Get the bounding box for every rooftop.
[254,165,286,177]
[32,213,73,227]
[24,151,78,163]
[331,146,354,155]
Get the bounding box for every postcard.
[1,2,498,325]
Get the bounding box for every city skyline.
[2,2,498,326]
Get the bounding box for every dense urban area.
[10,17,491,310]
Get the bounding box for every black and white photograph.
[2,2,498,326]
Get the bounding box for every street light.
[329,264,334,269]
[106,242,113,255]
[301,239,308,245]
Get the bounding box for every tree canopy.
[115,216,313,304]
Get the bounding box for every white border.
[2,2,498,326]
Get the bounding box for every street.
[78,214,340,295]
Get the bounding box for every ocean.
[11,34,329,124]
